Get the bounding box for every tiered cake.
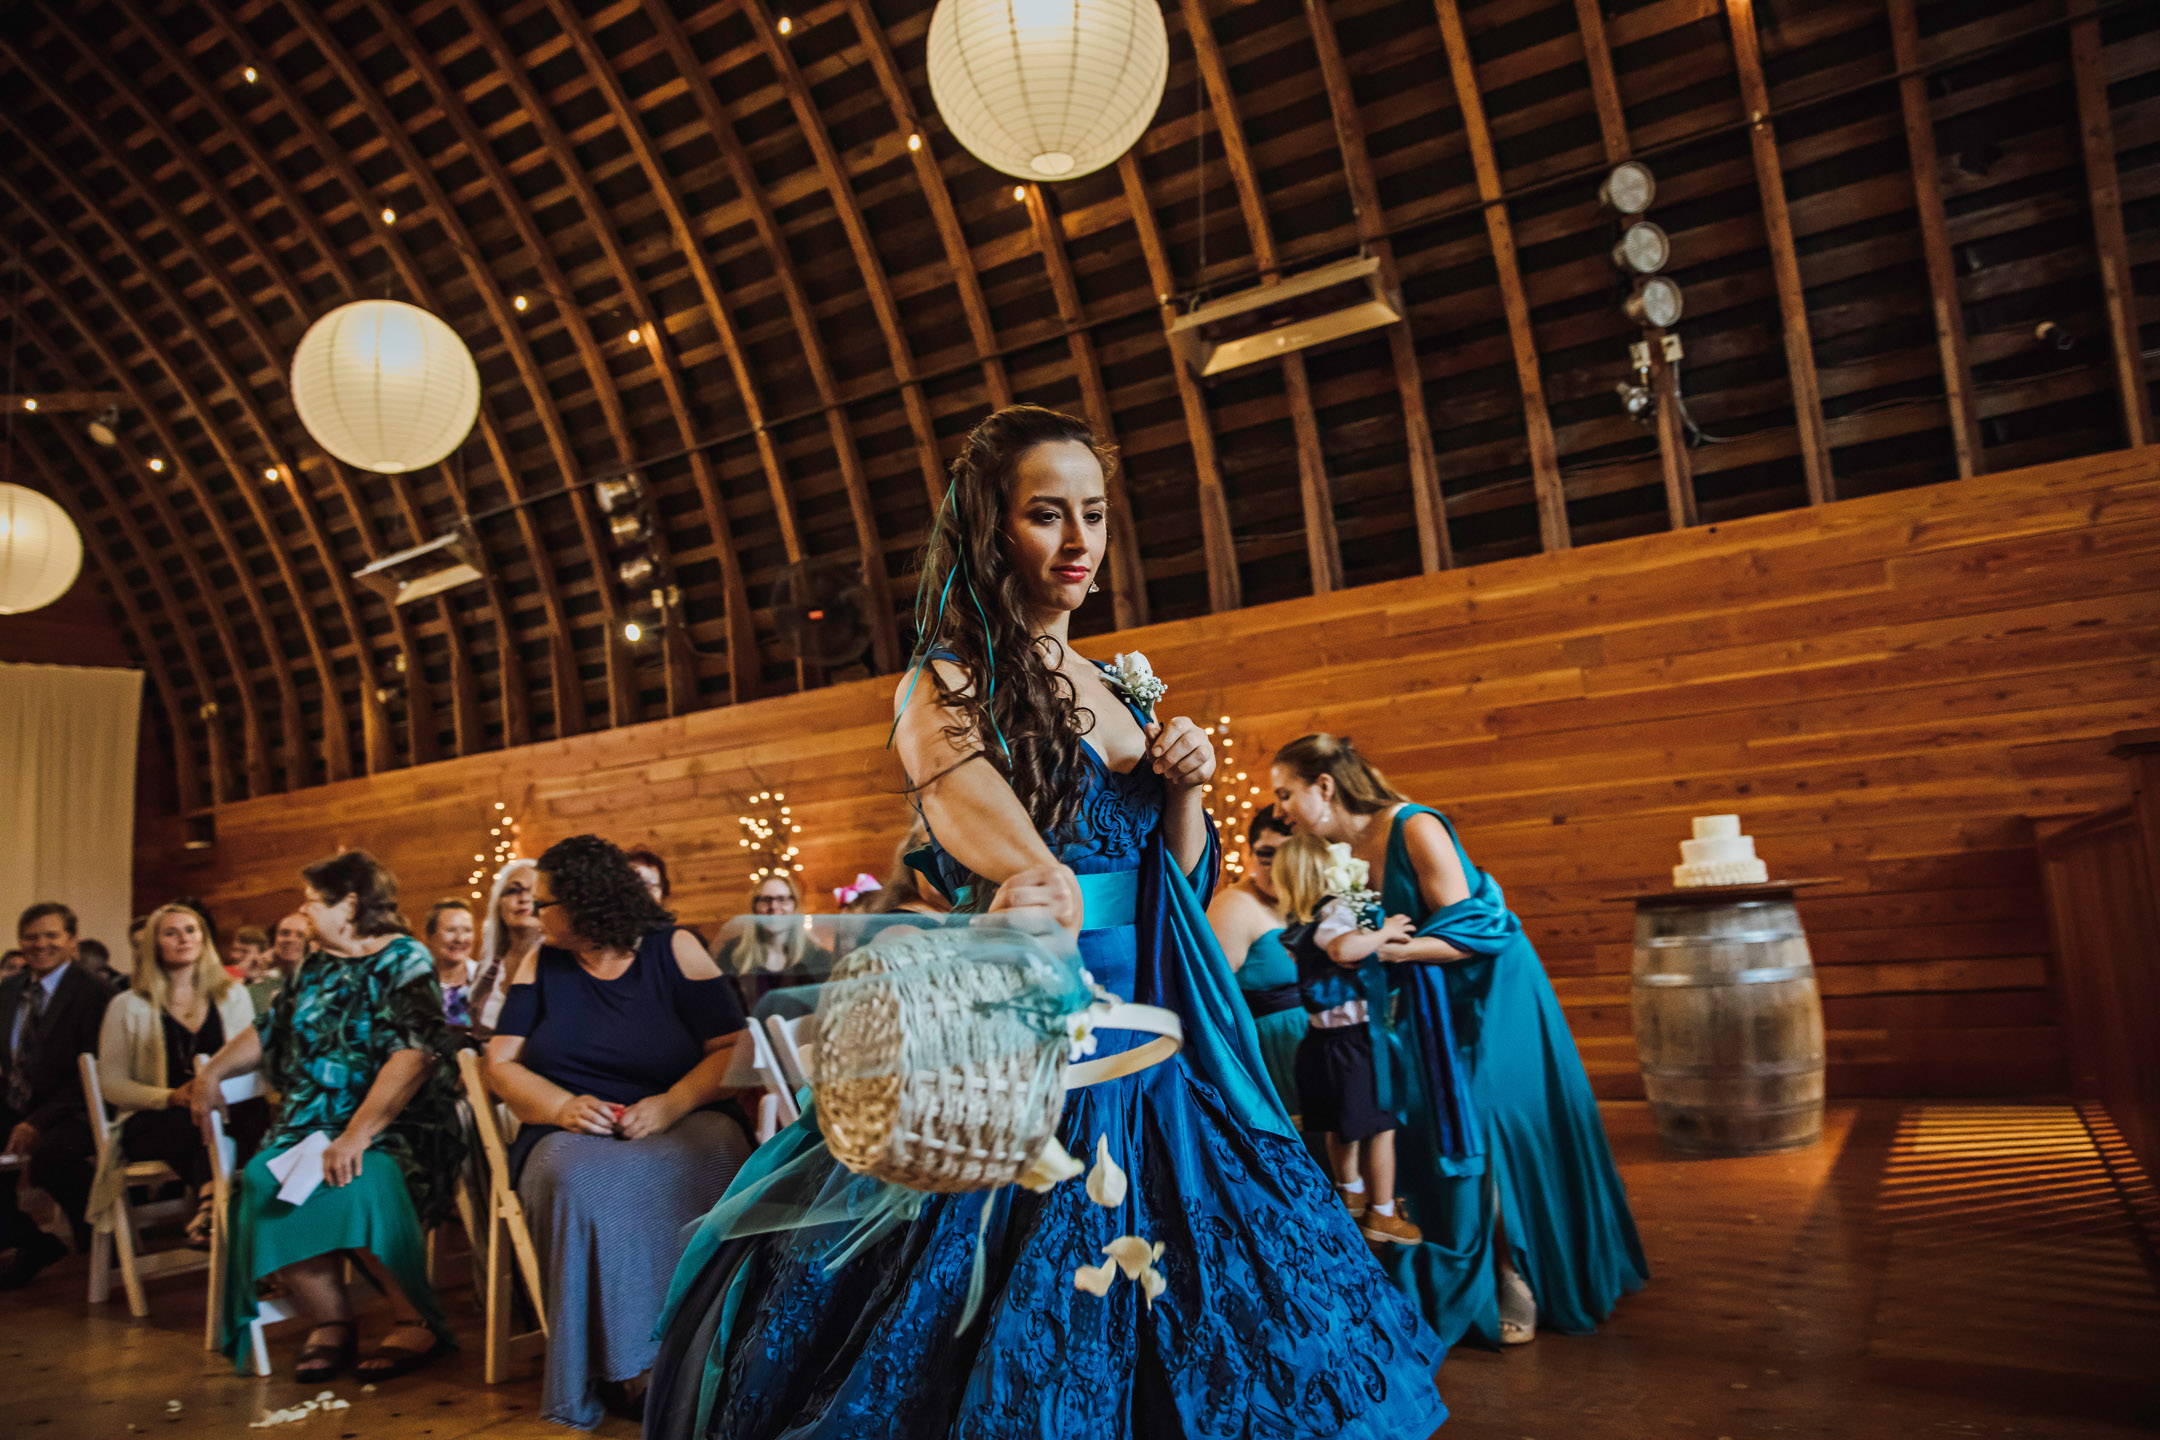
[1671,814,1768,887]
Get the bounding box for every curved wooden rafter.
[1176,0,1341,595]
[443,0,759,709]
[839,0,1012,411]
[1,112,373,782]
[5,300,221,807]
[739,0,947,511]
[1114,155,1239,612]
[1301,0,1452,573]
[12,432,201,812]
[358,0,705,720]
[113,0,492,757]
[561,0,900,675]
[16,26,435,771]
[0,186,327,789]
[192,0,584,744]
[267,0,643,729]
[1020,183,1147,630]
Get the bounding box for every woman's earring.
[1089,581,1100,594]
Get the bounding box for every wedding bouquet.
[1320,842,1384,930]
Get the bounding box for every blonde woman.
[90,903,263,1244]
[467,859,541,1036]
[713,873,830,1013]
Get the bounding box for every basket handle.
[1064,1003,1183,1089]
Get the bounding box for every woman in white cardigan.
[90,903,265,1242]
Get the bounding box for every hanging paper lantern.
[290,300,480,474]
[0,483,83,615]
[926,0,1169,182]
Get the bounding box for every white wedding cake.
[1672,814,1768,887]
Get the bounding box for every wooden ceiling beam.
[741,0,947,513]
[2069,2,2153,450]
[0,182,332,788]
[1022,183,1148,630]
[186,0,567,746]
[1117,155,1240,613]
[1304,0,1453,573]
[363,0,703,720]
[1,90,382,782]
[1724,0,1834,505]
[1573,0,1696,531]
[1887,0,1986,480]
[1179,0,1344,594]
[271,0,641,731]
[1434,0,1569,552]
[840,0,1012,411]
[607,0,900,676]
[449,0,759,708]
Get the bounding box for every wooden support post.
[1888,0,1986,477]
[1725,0,1835,504]
[1435,0,1570,551]
[2069,4,2154,449]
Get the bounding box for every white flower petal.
[1016,1135,1084,1193]
[1139,1265,1167,1308]
[1073,1260,1117,1296]
[1086,1135,1128,1208]
[1103,1234,1154,1280]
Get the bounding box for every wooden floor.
[1,1101,2154,1439]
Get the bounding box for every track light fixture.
[1624,277,1684,328]
[85,406,122,447]
[618,554,659,590]
[594,473,646,513]
[1599,160,1656,215]
[1612,221,1670,275]
[608,511,651,546]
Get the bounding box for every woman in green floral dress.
[197,850,466,1382]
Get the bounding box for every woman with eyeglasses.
[1205,805,1301,1114]
[466,859,542,1037]
[713,873,831,1014]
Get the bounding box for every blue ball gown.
[1376,804,1648,1348]
[646,688,1448,1440]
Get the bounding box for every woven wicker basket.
[815,927,1071,1194]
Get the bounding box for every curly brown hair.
[536,834,674,951]
[908,405,1118,844]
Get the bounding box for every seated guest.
[466,859,540,1037]
[92,904,266,1246]
[0,950,21,982]
[252,912,308,1013]
[197,850,465,1383]
[75,938,129,996]
[226,925,271,982]
[714,873,831,1013]
[423,900,477,1030]
[0,902,114,1285]
[624,845,672,908]
[485,834,751,1428]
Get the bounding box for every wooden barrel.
[1629,893,1825,1155]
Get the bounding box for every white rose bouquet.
[1105,651,1167,719]
[1320,841,1384,930]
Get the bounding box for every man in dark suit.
[0,902,114,1288]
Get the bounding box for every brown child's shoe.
[1360,1202,1423,1246]
[1334,1184,1369,1220]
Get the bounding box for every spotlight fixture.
[1612,220,1670,275]
[264,466,282,482]
[618,554,659,590]
[380,207,396,224]
[1614,379,1652,418]
[85,406,122,447]
[608,511,651,546]
[147,457,165,473]
[908,133,923,151]
[594,473,646,513]
[626,328,643,346]
[1624,276,1684,328]
[1013,185,1026,202]
[1599,160,1656,215]
[624,621,643,643]
[513,294,528,312]
[21,398,35,412]
[243,66,258,83]
[778,14,793,34]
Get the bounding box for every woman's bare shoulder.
[670,927,722,981]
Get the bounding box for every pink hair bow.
[833,873,883,906]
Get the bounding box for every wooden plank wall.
[142,444,2160,1097]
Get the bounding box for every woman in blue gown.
[648,407,1447,1440]
[1269,734,1647,1350]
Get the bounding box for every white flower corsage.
[1106,651,1168,717]
[1321,842,1384,930]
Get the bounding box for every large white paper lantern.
[0,483,83,615]
[927,0,1169,182]
[290,300,480,474]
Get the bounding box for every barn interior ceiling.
[1,0,2155,807]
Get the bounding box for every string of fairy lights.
[467,800,519,900]
[1200,715,1269,878]
[738,790,803,883]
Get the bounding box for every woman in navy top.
[485,835,752,1429]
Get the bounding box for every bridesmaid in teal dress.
[1206,805,1302,1114]
[1270,734,1647,1350]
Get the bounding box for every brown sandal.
[354,1325,443,1383]
[294,1321,357,1383]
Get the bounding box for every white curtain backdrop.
[0,664,142,968]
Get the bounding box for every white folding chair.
[197,1059,304,1372]
[743,1021,797,1138]
[456,1049,548,1384]
[764,1013,819,1095]
[79,1053,207,1318]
